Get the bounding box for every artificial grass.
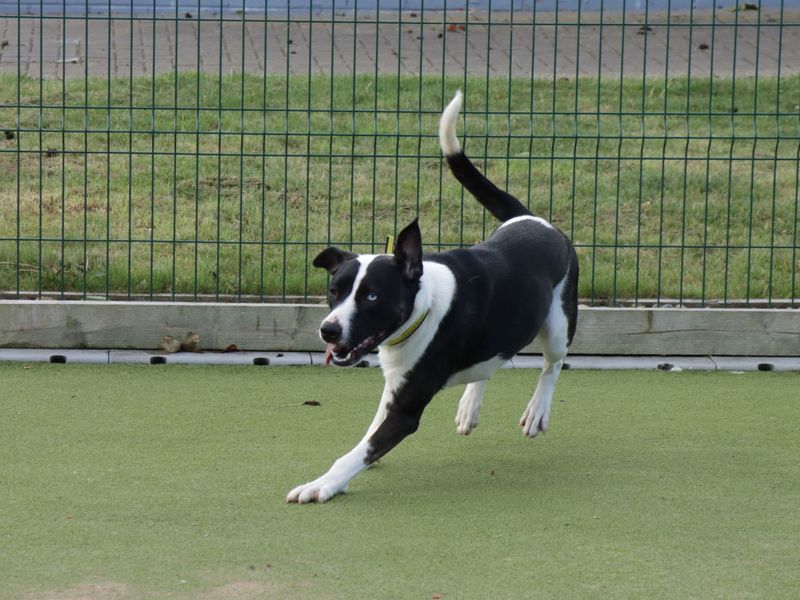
[1,73,798,302]
[1,363,798,598]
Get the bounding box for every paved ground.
[0,8,798,79]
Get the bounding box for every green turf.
[2,73,798,301]
[1,363,798,599]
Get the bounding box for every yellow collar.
[386,309,430,347]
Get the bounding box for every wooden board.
[0,301,325,353]
[557,307,800,356]
[1,301,798,356]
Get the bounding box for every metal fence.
[0,1,798,307]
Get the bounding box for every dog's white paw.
[519,403,549,438]
[455,407,479,435]
[454,381,484,436]
[286,476,346,504]
[455,409,478,435]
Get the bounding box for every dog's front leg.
[286,384,397,504]
[286,380,434,503]
[285,437,373,504]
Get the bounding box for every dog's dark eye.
[329,287,337,298]
[366,292,379,302]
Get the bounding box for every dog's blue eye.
[366,292,379,302]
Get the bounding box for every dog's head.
[313,219,423,366]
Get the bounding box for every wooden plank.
[545,307,800,356]
[0,300,327,352]
[0,301,798,356]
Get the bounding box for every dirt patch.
[201,581,270,599]
[24,581,130,600]
[24,580,278,600]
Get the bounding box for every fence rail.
[1,2,798,307]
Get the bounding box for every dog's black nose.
[320,321,343,343]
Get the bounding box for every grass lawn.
[1,363,798,599]
[1,73,798,302]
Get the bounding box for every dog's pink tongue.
[325,344,334,366]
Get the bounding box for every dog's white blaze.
[378,261,457,388]
[499,215,554,230]
[439,90,463,157]
[321,254,377,345]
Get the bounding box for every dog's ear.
[394,218,423,281]
[313,247,358,274]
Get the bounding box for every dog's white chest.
[446,355,509,387]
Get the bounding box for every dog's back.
[435,91,579,353]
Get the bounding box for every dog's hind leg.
[520,281,570,438]
[455,380,486,435]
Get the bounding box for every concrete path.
[1,8,798,79]
[2,348,798,371]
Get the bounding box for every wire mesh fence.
[0,1,798,306]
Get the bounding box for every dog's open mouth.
[325,332,387,367]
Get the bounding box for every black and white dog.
[287,91,579,504]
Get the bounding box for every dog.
[286,91,579,504]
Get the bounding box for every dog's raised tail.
[439,91,532,223]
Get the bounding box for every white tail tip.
[439,90,463,157]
